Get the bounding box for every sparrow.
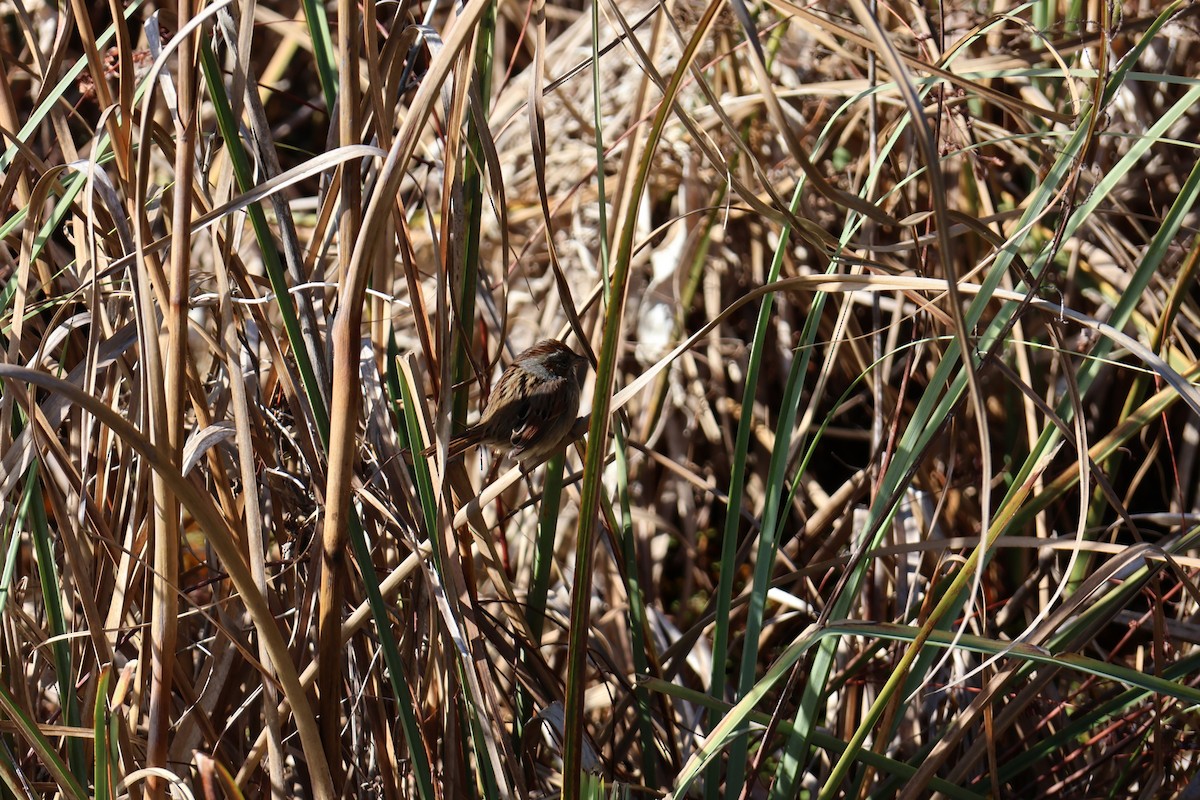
[430,339,590,465]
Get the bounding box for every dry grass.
[1,0,1200,797]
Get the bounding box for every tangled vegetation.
[1,0,1199,797]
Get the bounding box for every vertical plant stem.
[148,0,197,790]
[561,1,722,794]
[317,0,361,779]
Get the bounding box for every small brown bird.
[434,339,590,465]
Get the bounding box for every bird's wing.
[507,379,564,454]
